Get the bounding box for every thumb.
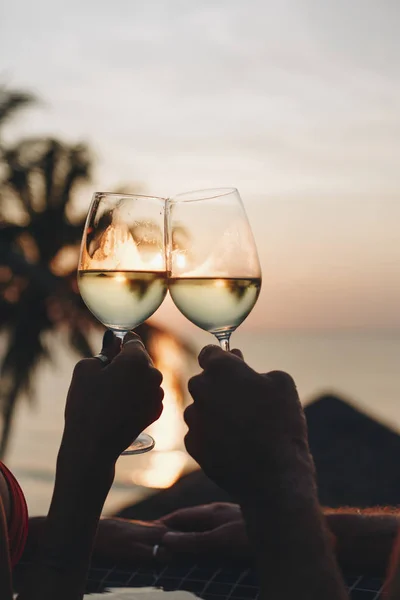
[231,348,244,360]
[120,331,154,366]
[160,505,216,531]
[162,531,212,554]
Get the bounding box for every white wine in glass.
[167,188,261,350]
[78,192,168,455]
[78,271,167,334]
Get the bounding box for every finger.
[100,329,121,361]
[162,531,213,555]
[184,427,204,466]
[183,407,202,461]
[108,331,153,371]
[183,404,196,428]
[138,387,164,431]
[265,370,297,392]
[132,542,171,563]
[123,330,145,347]
[123,331,154,365]
[72,356,104,379]
[184,434,195,464]
[230,348,244,360]
[198,345,224,370]
[187,374,210,403]
[160,505,216,532]
[148,366,163,388]
[105,542,171,565]
[198,345,242,374]
[150,390,164,422]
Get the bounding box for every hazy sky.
[2,0,399,331]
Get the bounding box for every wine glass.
[78,192,168,455]
[167,188,261,351]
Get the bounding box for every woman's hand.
[94,518,170,564]
[18,332,165,600]
[63,331,164,462]
[95,504,250,564]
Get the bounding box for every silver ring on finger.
[94,353,110,365]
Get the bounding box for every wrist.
[56,440,116,500]
[54,443,115,501]
[241,473,331,564]
[239,447,317,509]
[59,426,118,473]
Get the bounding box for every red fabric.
[0,461,29,566]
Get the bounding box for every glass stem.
[216,334,231,352]
[114,331,127,343]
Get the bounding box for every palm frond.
[0,86,37,131]
[68,326,93,359]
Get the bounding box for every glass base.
[121,433,155,456]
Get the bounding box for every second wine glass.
[78,192,168,455]
[167,188,262,351]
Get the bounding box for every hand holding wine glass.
[184,345,312,501]
[64,331,164,463]
[167,188,261,350]
[77,192,167,454]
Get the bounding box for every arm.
[379,526,400,599]
[184,346,349,600]
[19,444,115,599]
[326,507,399,576]
[163,501,399,577]
[25,515,169,565]
[18,331,163,600]
[241,472,348,600]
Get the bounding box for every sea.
[5,329,399,517]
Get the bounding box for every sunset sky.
[2,0,399,331]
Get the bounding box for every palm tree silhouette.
[0,86,193,459]
[0,132,96,457]
[0,84,36,142]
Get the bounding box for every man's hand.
[160,502,242,531]
[184,347,349,600]
[161,504,250,561]
[163,521,250,562]
[63,331,164,461]
[184,345,313,501]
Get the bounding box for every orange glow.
[129,450,188,489]
[214,279,226,287]
[129,331,189,489]
[85,224,142,270]
[114,274,126,283]
[83,223,165,273]
[150,253,164,269]
[148,332,186,451]
[175,252,187,269]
